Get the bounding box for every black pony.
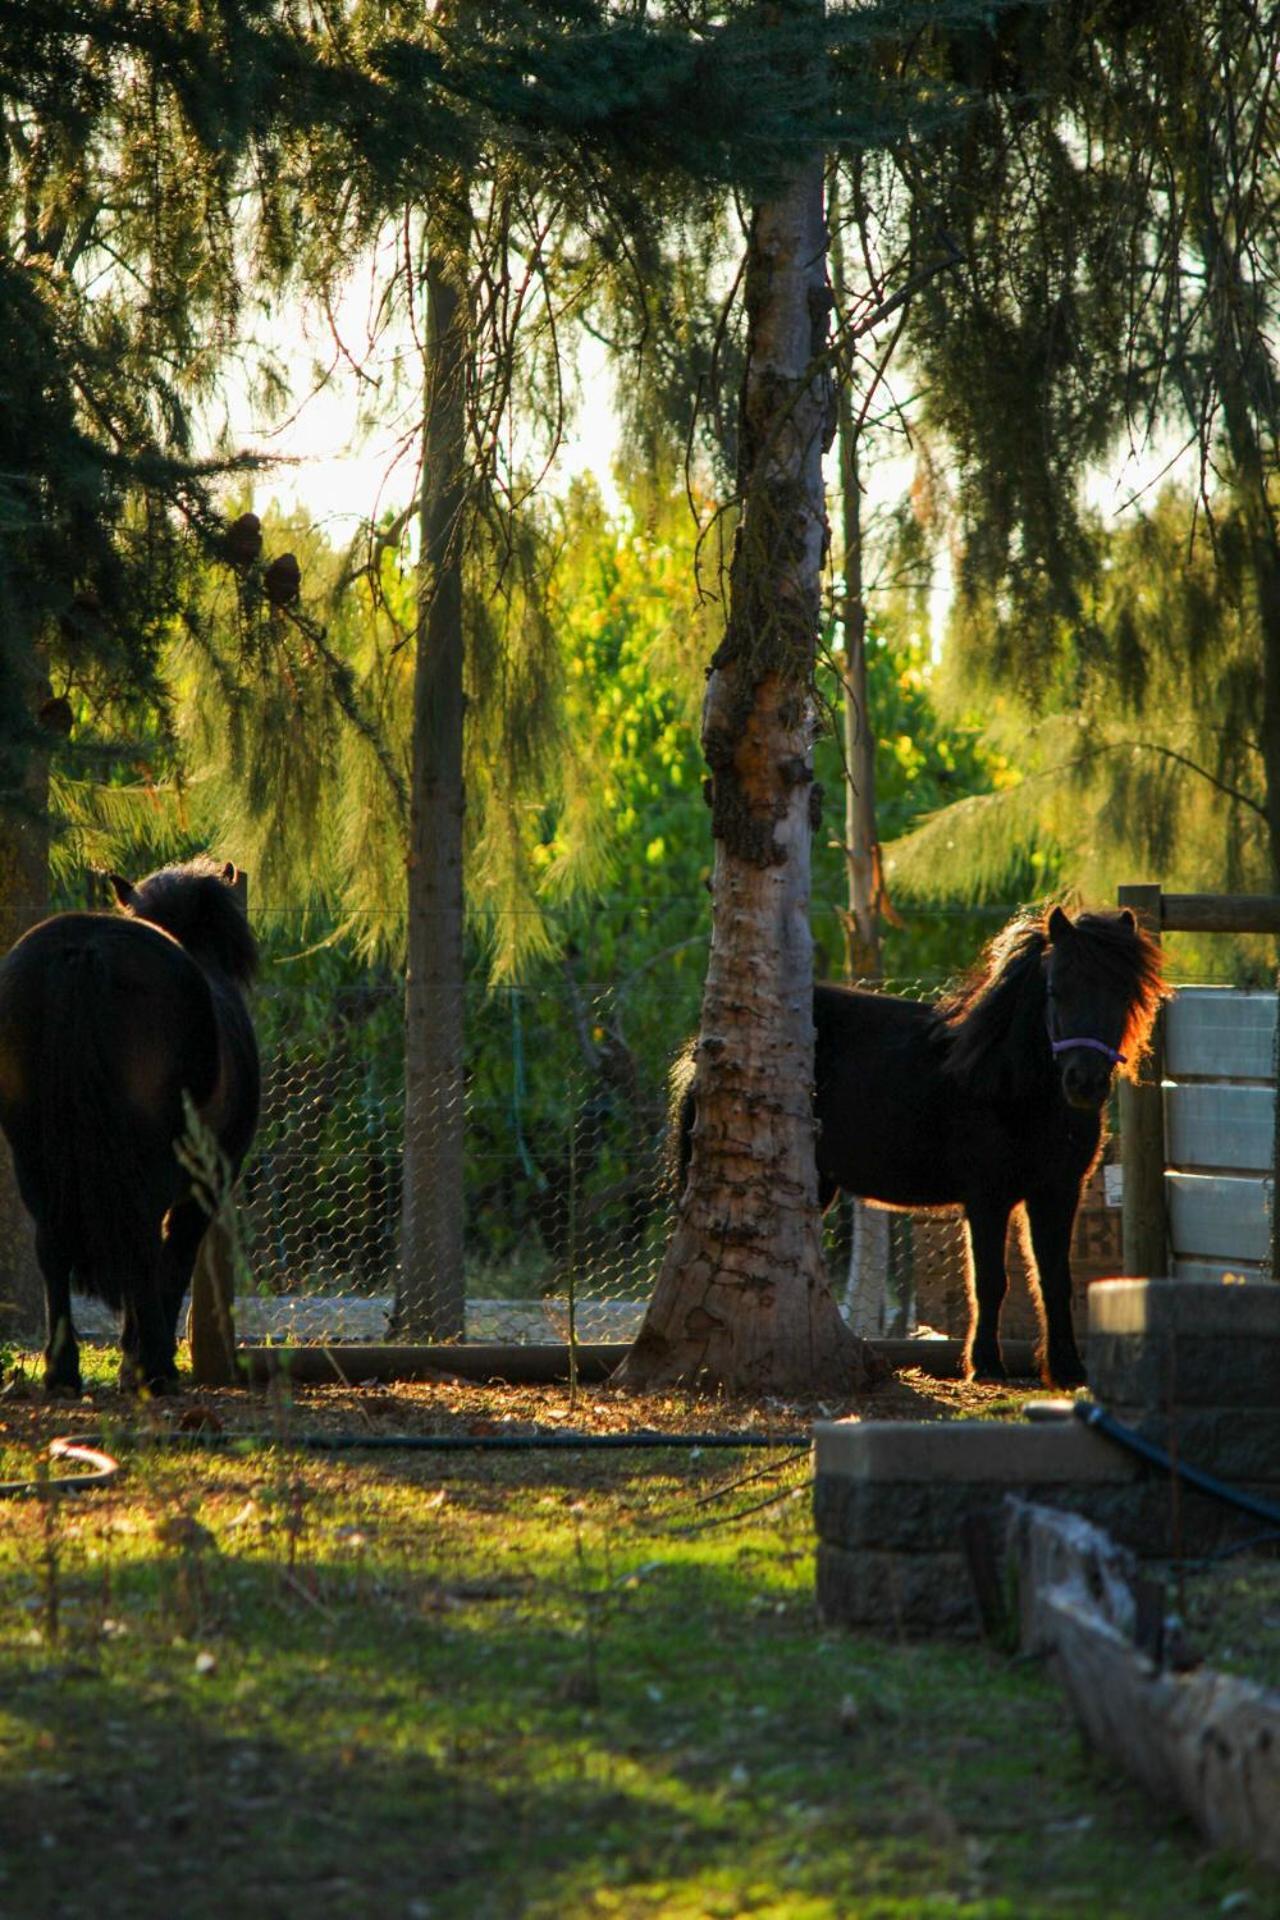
[0,859,260,1393]
[679,906,1165,1387]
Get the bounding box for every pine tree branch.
[1095,738,1267,821]
[284,606,408,819]
[831,230,963,377]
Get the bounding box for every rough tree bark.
[616,130,880,1395]
[0,675,52,1340]
[395,187,472,1340]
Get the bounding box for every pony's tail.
[38,948,153,1308]
[667,1041,698,1199]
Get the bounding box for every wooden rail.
[1117,886,1280,1280]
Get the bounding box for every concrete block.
[1088,1279,1280,1339]
[1096,1405,1280,1487]
[814,1475,998,1553]
[1088,1332,1280,1409]
[1100,1477,1280,1561]
[815,1543,978,1638]
[813,1416,1135,1484]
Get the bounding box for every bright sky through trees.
[212,279,623,532]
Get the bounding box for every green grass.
[0,1359,1273,1918]
[1182,1556,1280,1694]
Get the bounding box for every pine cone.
[224,512,263,570]
[59,589,106,647]
[263,551,301,606]
[38,695,73,736]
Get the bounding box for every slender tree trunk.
[617,118,879,1395]
[828,189,889,1334]
[396,191,472,1339]
[830,208,883,985]
[1196,194,1280,891]
[0,675,51,1341]
[836,347,891,1336]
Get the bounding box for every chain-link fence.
[228,969,985,1346]
[236,978,677,1343]
[33,876,1127,1351]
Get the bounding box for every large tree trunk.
[616,138,879,1396]
[0,692,51,1341]
[395,192,472,1340]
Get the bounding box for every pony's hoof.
[1045,1355,1087,1391]
[968,1345,1006,1383]
[45,1375,83,1400]
[119,1362,181,1397]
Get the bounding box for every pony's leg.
[1025,1190,1086,1389]
[120,1294,180,1394]
[160,1195,214,1371]
[965,1203,1013,1381]
[36,1227,81,1396]
[120,1249,183,1395]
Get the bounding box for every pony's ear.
[1119,906,1136,929]
[221,861,237,885]
[1048,905,1074,944]
[108,872,137,912]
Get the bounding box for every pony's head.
[109,858,258,986]
[942,903,1166,1109]
[1043,905,1166,1111]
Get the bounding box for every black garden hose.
[149,1426,811,1455]
[0,1426,810,1497]
[0,1437,121,1498]
[1075,1398,1280,1528]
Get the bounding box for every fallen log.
[1006,1500,1280,1871]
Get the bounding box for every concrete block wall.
[814,1280,1280,1638]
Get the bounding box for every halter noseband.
[1050,1035,1126,1066]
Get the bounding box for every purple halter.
[1050,1035,1126,1066]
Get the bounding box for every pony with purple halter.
[677,903,1166,1389]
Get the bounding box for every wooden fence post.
[1119,884,1168,1279]
[187,868,248,1387]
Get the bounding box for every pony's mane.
[124,859,258,985]
[938,916,1048,1099]
[1056,909,1167,1065]
[938,907,1166,1099]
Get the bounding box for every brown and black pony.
[0,859,259,1393]
[678,906,1165,1387]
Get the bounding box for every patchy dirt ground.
[0,1348,1042,1468]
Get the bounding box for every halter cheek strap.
[1050,1036,1127,1065]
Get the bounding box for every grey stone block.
[813,1416,1135,1484]
[1089,1278,1280,1339]
[814,1475,984,1553]
[1088,1332,1280,1409]
[815,1472,1280,1640]
[815,1542,978,1638]
[1100,1406,1280,1484]
[1083,1476,1280,1561]
[814,1471,1140,1555]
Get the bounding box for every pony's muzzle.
[1059,1053,1112,1110]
